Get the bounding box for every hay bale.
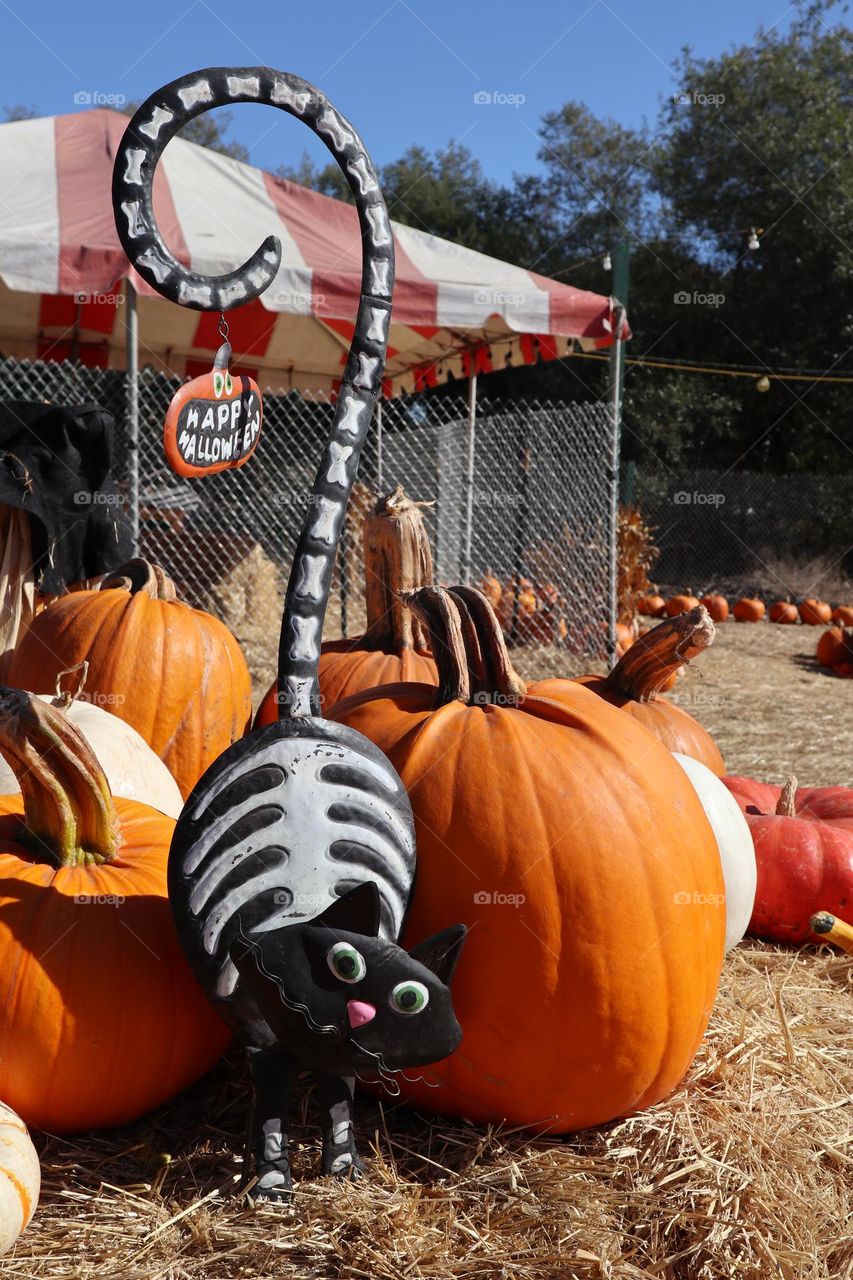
[13,942,853,1278]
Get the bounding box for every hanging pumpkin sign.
[163,340,263,478]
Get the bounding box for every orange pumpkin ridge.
[769,601,799,624]
[799,597,832,626]
[8,559,252,800]
[328,586,725,1131]
[0,689,229,1133]
[699,594,729,622]
[571,606,725,775]
[733,597,765,622]
[255,486,438,727]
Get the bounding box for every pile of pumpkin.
[638,590,853,678]
[1,489,852,1252]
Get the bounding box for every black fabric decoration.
[0,400,132,592]
[114,67,467,1203]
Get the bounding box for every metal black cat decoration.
[112,68,466,1201]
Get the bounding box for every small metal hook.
[218,313,230,341]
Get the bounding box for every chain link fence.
[2,356,616,689]
[622,461,853,597]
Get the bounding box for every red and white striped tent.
[0,109,627,397]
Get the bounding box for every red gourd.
[723,775,853,944]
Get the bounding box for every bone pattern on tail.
[112,66,394,719]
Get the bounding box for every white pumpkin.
[0,1101,39,1256]
[674,752,756,952]
[0,694,183,819]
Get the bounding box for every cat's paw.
[250,1167,293,1202]
[322,1150,366,1180]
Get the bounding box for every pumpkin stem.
[401,586,527,707]
[776,775,798,817]
[361,487,434,654]
[100,558,178,602]
[604,605,715,703]
[52,660,90,709]
[0,688,119,866]
[399,588,470,705]
[810,911,853,956]
[449,586,527,706]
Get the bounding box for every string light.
[755,374,771,391]
[747,227,761,251]
[602,252,612,271]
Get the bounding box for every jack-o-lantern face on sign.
[163,344,264,478]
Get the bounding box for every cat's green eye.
[389,981,429,1016]
[213,371,225,399]
[327,942,366,983]
[224,372,233,395]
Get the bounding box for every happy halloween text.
[176,391,261,466]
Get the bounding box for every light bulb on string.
[755,374,770,392]
[747,227,761,251]
[602,252,612,271]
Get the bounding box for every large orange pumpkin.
[733,597,765,622]
[832,605,853,626]
[799,598,832,626]
[569,606,725,776]
[638,593,666,618]
[255,487,437,727]
[769,601,798,624]
[699,594,729,622]
[0,689,229,1132]
[816,626,853,670]
[328,586,725,1131]
[8,559,252,799]
[665,593,700,616]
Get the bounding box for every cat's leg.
[316,1074,364,1179]
[248,1047,299,1201]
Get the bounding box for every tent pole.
[462,371,477,585]
[375,396,383,492]
[125,279,140,555]
[606,241,631,665]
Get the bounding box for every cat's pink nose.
[347,1000,376,1028]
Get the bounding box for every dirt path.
[671,619,850,786]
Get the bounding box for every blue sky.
[0,0,798,182]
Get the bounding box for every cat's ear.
[409,924,467,985]
[313,882,382,937]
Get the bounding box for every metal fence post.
[375,396,383,493]
[125,279,140,555]
[462,372,477,584]
[607,307,625,664]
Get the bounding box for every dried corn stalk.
[0,506,37,682]
[617,504,659,626]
